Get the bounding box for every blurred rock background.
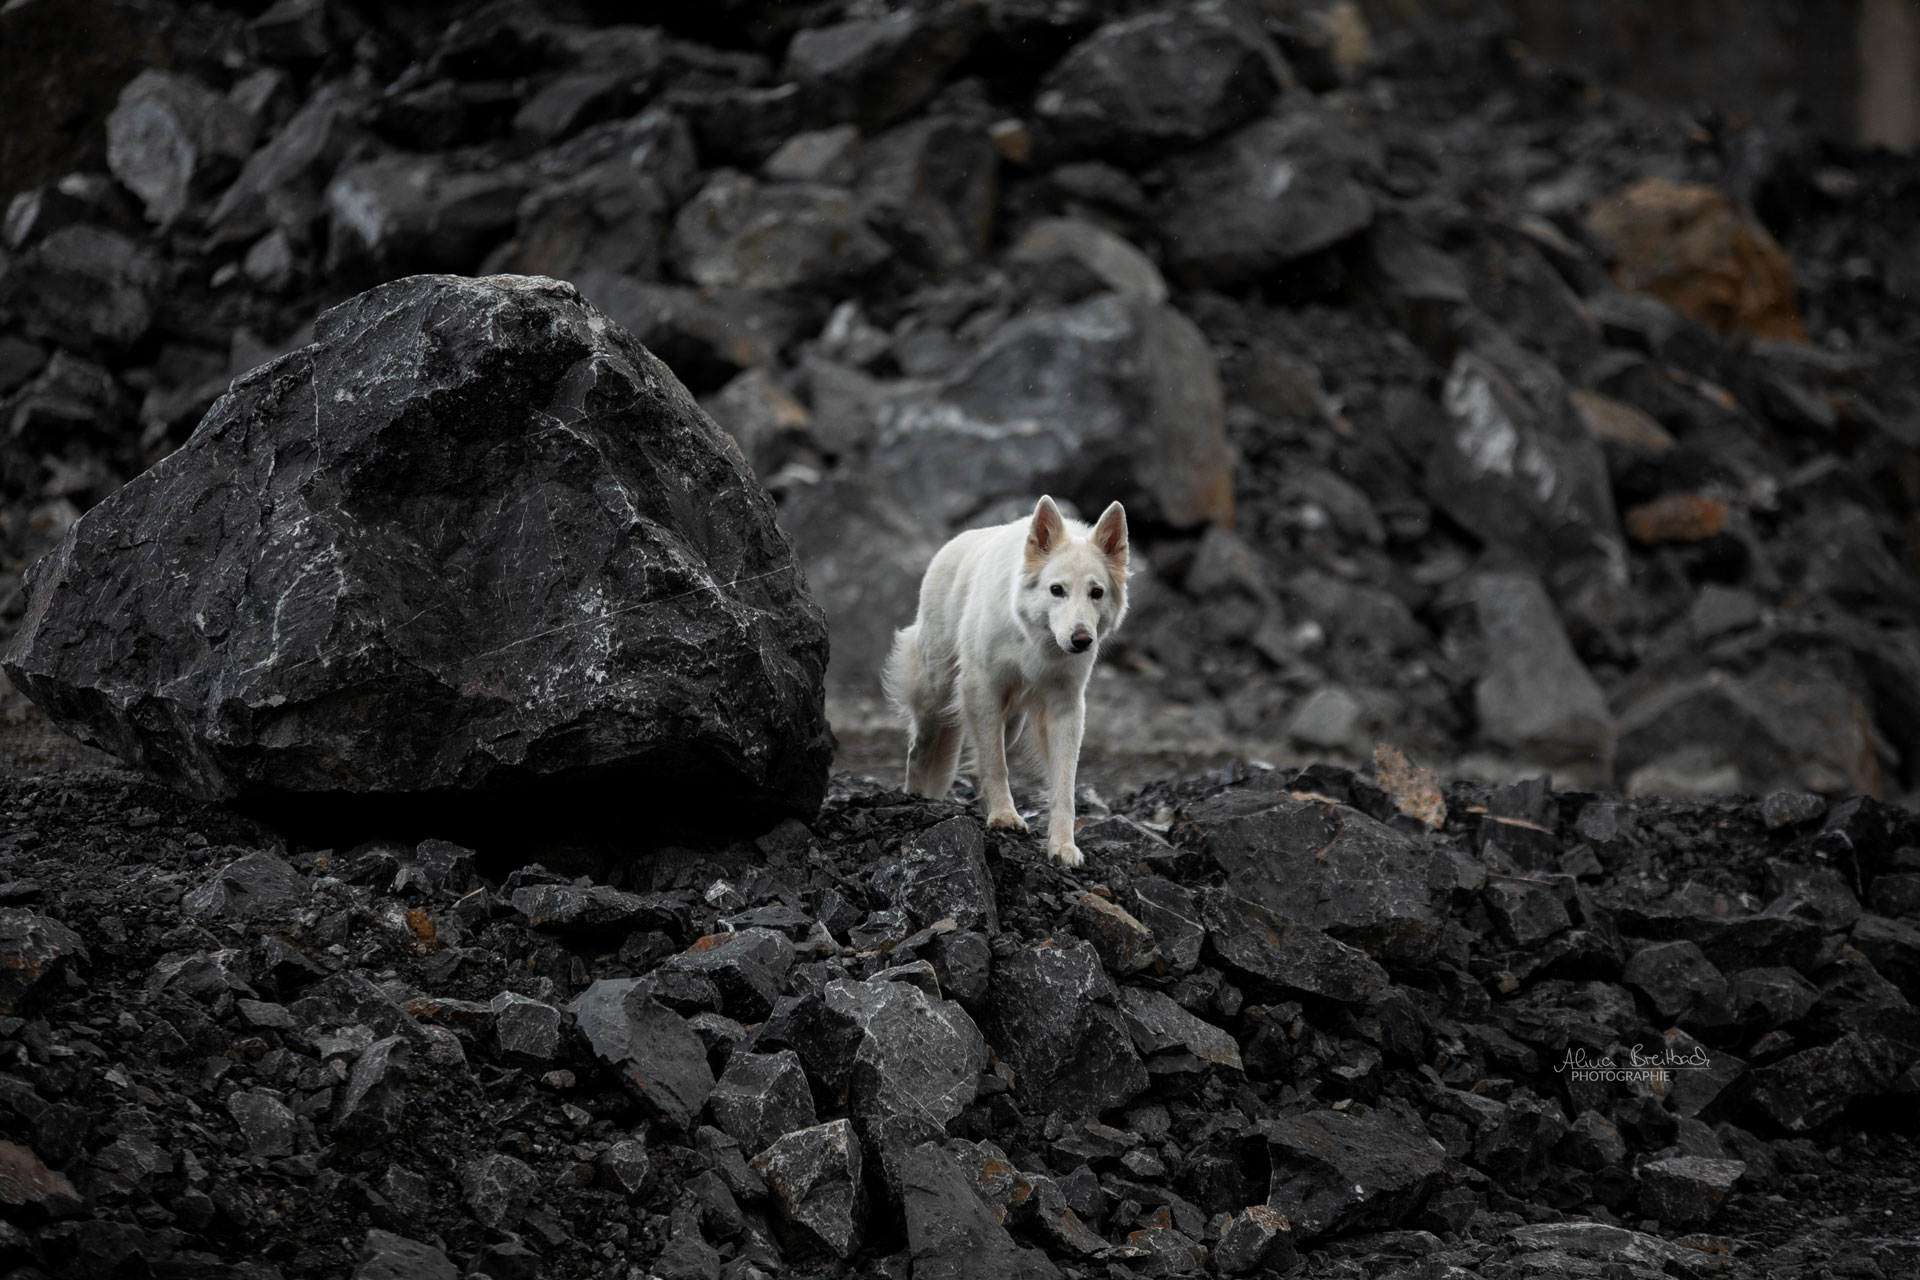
[2,0,1918,805]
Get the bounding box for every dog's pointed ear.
[1026,495,1065,562]
[1092,501,1128,564]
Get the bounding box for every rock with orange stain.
[0,908,86,1014]
[1586,178,1806,341]
[1624,493,1730,544]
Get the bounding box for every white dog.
[883,496,1129,866]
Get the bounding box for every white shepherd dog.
[883,496,1129,867]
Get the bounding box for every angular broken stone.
[1158,105,1376,285]
[1748,1033,1896,1132]
[1213,1203,1296,1276]
[869,816,998,934]
[1622,940,1726,1024]
[1483,875,1574,948]
[3,275,832,830]
[1468,570,1616,787]
[990,939,1147,1115]
[873,292,1234,529]
[599,1139,651,1198]
[512,884,670,939]
[1071,892,1158,976]
[0,909,86,1014]
[669,171,892,290]
[354,1230,458,1280]
[1262,1102,1446,1240]
[1189,789,1441,963]
[1198,889,1390,1004]
[826,972,988,1167]
[224,1089,295,1158]
[1470,1092,1567,1191]
[106,69,255,224]
[1132,877,1204,975]
[182,851,308,921]
[461,1153,539,1229]
[1034,4,1279,165]
[710,1049,818,1157]
[0,1140,83,1219]
[751,1119,865,1260]
[899,1141,1062,1280]
[489,991,564,1064]
[1635,1155,1744,1226]
[324,154,530,276]
[0,225,160,352]
[569,979,716,1132]
[784,7,981,131]
[333,1034,409,1149]
[1117,986,1242,1071]
[663,929,794,1022]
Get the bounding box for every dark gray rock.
[1622,940,1726,1024]
[1558,1109,1627,1171]
[1850,914,1920,998]
[1118,986,1242,1070]
[1471,1092,1567,1191]
[1262,1101,1446,1240]
[1426,348,1623,579]
[1467,570,1615,786]
[750,1118,865,1260]
[569,979,716,1131]
[1158,105,1375,286]
[1190,787,1442,963]
[1034,3,1280,165]
[224,1089,295,1158]
[1761,790,1827,829]
[410,838,476,893]
[210,92,363,241]
[869,816,998,934]
[1133,876,1205,975]
[106,69,255,224]
[461,1153,539,1229]
[0,224,159,352]
[0,909,87,1014]
[873,292,1233,528]
[333,1034,410,1149]
[776,472,942,696]
[1728,966,1818,1027]
[3,275,832,830]
[490,991,564,1063]
[513,884,672,939]
[899,1141,1062,1280]
[669,171,891,290]
[1635,1155,1744,1226]
[710,1049,817,1157]
[1748,1032,1896,1132]
[1213,1203,1297,1275]
[599,1139,651,1197]
[785,8,982,131]
[1072,891,1157,975]
[1484,874,1574,948]
[325,155,530,276]
[354,1230,457,1280]
[663,929,793,1021]
[826,971,988,1166]
[182,851,308,920]
[928,930,992,1008]
[991,939,1147,1115]
[856,114,999,271]
[1198,888,1390,1003]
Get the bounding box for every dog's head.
[1019,496,1129,657]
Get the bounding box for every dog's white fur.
[883,496,1129,867]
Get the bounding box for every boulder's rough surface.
[3,274,832,832]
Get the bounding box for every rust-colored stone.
[1624,493,1730,544]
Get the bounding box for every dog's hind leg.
[906,716,961,797]
[962,676,1027,833]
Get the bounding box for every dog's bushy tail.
[881,623,921,724]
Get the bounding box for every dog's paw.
[1049,840,1084,868]
[986,809,1030,834]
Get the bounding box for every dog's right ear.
[1026,495,1065,568]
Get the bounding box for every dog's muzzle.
[1069,628,1094,653]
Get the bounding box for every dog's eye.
[1090,586,1104,599]
[1049,584,1066,598]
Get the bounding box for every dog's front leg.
[962,677,1026,833]
[1041,693,1086,867]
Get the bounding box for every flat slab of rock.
[3,274,832,837]
[1262,1101,1446,1239]
[569,978,715,1131]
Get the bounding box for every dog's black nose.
[1070,630,1093,652]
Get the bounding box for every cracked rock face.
[2,273,832,835]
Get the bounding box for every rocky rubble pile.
[1,758,1918,1278]
[2,0,1918,798]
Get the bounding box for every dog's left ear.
[1091,501,1128,565]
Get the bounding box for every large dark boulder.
[3,274,833,840]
